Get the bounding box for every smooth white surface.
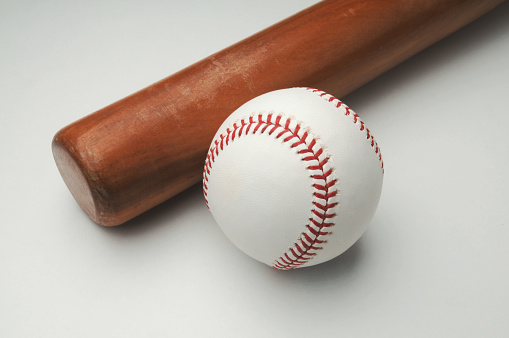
[1,0,508,337]
[205,88,383,268]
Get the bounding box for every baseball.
[203,88,384,270]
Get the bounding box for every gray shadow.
[98,183,205,237]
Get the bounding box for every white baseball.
[203,88,383,270]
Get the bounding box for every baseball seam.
[203,88,383,270]
[304,88,384,172]
[203,113,338,270]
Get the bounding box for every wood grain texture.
[52,0,505,226]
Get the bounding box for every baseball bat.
[52,0,505,226]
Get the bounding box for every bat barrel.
[52,0,504,226]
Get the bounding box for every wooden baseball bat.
[52,0,504,226]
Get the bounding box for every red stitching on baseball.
[204,88,383,270]
[305,88,384,173]
[203,112,338,270]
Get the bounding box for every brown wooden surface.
[52,0,505,226]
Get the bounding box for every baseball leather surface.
[203,88,384,270]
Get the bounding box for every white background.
[1,0,508,337]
